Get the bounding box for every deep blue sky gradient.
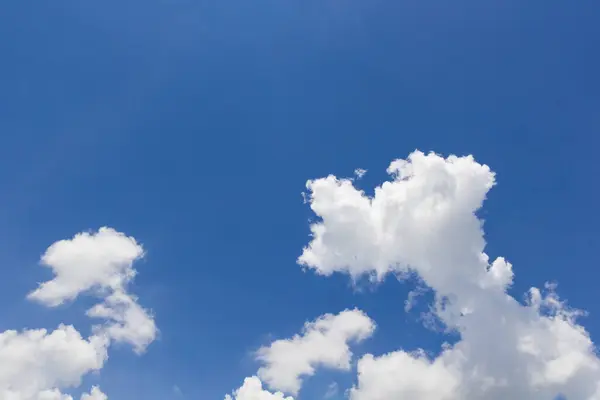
[1,1,599,398]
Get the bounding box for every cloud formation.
[30,227,156,352]
[86,290,156,354]
[299,150,600,399]
[257,309,375,395]
[225,377,293,400]
[28,227,143,306]
[227,309,375,399]
[0,227,156,400]
[0,325,108,400]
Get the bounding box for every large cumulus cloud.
[299,150,600,400]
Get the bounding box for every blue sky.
[1,1,599,399]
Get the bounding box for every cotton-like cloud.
[226,309,375,398]
[225,377,293,400]
[0,227,156,399]
[28,227,143,306]
[350,349,460,400]
[80,387,108,400]
[353,168,367,179]
[29,227,156,352]
[299,150,600,399]
[27,386,107,400]
[256,309,375,395]
[0,326,108,400]
[87,291,156,354]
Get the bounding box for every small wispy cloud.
[173,385,183,396]
[324,382,339,399]
[354,168,367,179]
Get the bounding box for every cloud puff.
[0,326,108,400]
[353,168,367,179]
[225,377,293,400]
[28,227,143,306]
[80,387,108,400]
[0,227,156,399]
[351,349,460,400]
[256,309,375,395]
[86,291,156,354]
[299,150,600,399]
[226,309,375,399]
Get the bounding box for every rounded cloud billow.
[28,227,144,307]
[226,150,600,400]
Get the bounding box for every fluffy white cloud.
[226,309,375,398]
[225,377,293,400]
[0,325,108,400]
[87,291,156,354]
[28,227,143,306]
[350,349,460,400]
[24,386,108,400]
[299,151,600,400]
[0,227,156,400]
[80,387,108,400]
[256,309,375,395]
[29,386,108,400]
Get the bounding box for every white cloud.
[0,227,156,400]
[28,227,157,352]
[28,227,143,306]
[351,349,460,400]
[256,309,375,395]
[34,389,73,400]
[0,325,108,400]
[299,150,600,399]
[87,290,156,354]
[29,386,108,400]
[354,168,367,179]
[225,377,293,400]
[80,387,108,400]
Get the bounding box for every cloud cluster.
[227,150,600,400]
[0,227,156,400]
